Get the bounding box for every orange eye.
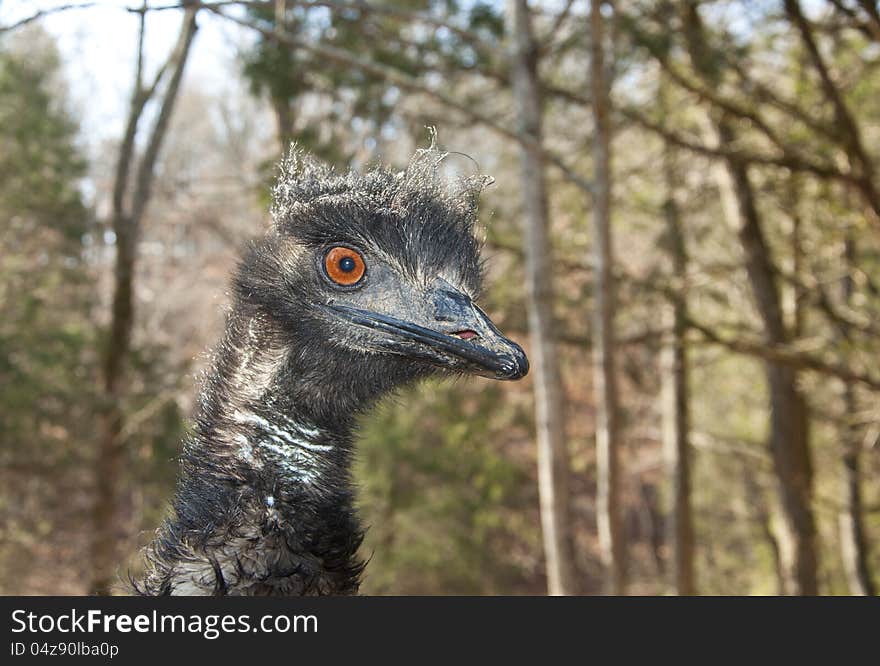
[323,245,366,286]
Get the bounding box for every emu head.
[233,147,528,406]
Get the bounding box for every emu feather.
[135,147,527,596]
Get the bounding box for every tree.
[784,0,880,225]
[240,1,507,165]
[507,0,577,595]
[682,2,817,595]
[617,0,822,595]
[837,234,875,596]
[5,0,879,597]
[590,0,627,595]
[91,2,198,595]
[0,26,95,593]
[658,83,695,596]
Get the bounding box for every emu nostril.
[433,286,473,322]
[449,330,478,341]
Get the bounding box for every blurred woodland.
[1,0,879,595]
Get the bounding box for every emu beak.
[327,279,529,381]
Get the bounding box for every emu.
[135,146,528,595]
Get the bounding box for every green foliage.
[239,0,505,165]
[0,27,190,592]
[0,37,87,233]
[0,31,93,449]
[4,0,880,596]
[0,29,97,592]
[355,381,540,594]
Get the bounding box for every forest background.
[1,0,878,595]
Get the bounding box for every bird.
[134,144,529,596]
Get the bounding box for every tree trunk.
[709,121,817,595]
[724,128,817,595]
[839,383,875,596]
[590,0,626,596]
[741,464,787,595]
[272,98,296,155]
[787,176,806,338]
[659,122,695,596]
[506,0,577,596]
[838,237,876,596]
[91,5,198,595]
[682,0,818,595]
[92,225,136,596]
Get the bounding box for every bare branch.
[111,2,151,222]
[539,0,576,49]
[0,2,97,33]
[134,2,146,91]
[687,317,880,392]
[784,0,880,221]
[131,6,199,223]
[856,0,880,41]
[620,105,852,183]
[142,0,493,54]
[726,57,839,142]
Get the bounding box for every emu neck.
[143,305,392,596]
[205,309,356,442]
[194,304,371,516]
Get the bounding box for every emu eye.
[323,245,366,286]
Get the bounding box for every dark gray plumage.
[135,146,528,595]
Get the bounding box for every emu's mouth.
[326,290,529,381]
